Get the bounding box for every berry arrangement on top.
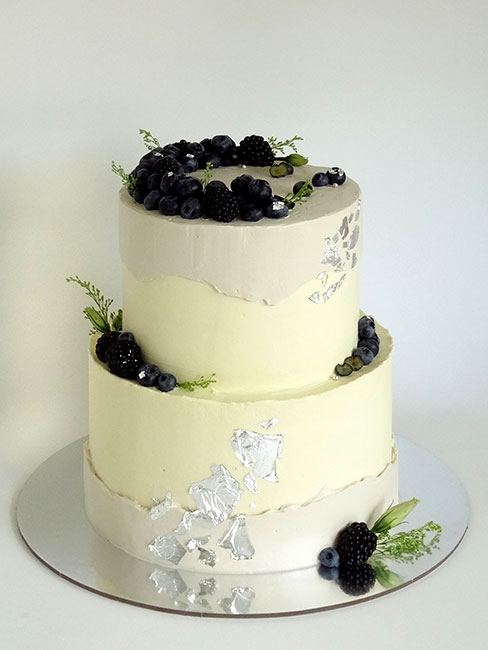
[112,130,347,224]
[317,499,442,596]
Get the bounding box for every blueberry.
[358,316,376,340]
[139,151,158,165]
[200,138,213,152]
[144,190,162,210]
[327,167,346,186]
[206,180,227,191]
[292,180,312,194]
[284,161,294,175]
[222,147,241,166]
[358,338,380,356]
[147,173,162,190]
[161,144,180,158]
[240,205,265,222]
[137,363,162,387]
[230,174,254,197]
[211,135,235,154]
[199,152,221,169]
[312,172,329,187]
[174,176,202,198]
[136,168,150,183]
[186,142,205,158]
[182,154,199,173]
[118,332,135,343]
[180,197,202,220]
[318,547,340,568]
[159,195,180,216]
[132,187,148,204]
[248,179,272,204]
[160,171,180,194]
[352,346,374,365]
[318,565,339,581]
[264,196,289,219]
[157,372,177,392]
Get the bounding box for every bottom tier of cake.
[84,442,397,574]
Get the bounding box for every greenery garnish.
[268,135,303,156]
[177,373,216,392]
[111,161,136,193]
[66,276,122,335]
[371,498,419,534]
[284,179,313,207]
[200,161,213,189]
[375,521,442,563]
[368,556,403,589]
[139,128,161,151]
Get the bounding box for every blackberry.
[337,563,376,596]
[204,186,239,222]
[335,522,377,565]
[95,331,120,363]
[151,156,183,175]
[106,337,143,379]
[239,135,274,166]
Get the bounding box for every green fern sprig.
[66,276,122,335]
[268,135,303,156]
[177,373,216,392]
[111,161,136,193]
[200,161,213,189]
[139,128,161,151]
[283,179,313,207]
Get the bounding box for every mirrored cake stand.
[17,436,469,618]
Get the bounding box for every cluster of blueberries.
[335,316,380,377]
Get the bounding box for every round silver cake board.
[17,436,468,618]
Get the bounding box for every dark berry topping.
[152,156,183,175]
[147,173,162,190]
[358,315,376,340]
[358,338,379,356]
[200,152,221,169]
[180,197,202,220]
[239,135,274,166]
[318,565,339,581]
[312,172,329,187]
[132,186,148,204]
[318,547,340,568]
[181,155,199,173]
[106,337,144,380]
[160,144,180,158]
[186,142,205,158]
[205,180,227,191]
[143,190,163,211]
[137,363,162,387]
[117,332,135,343]
[211,135,236,154]
[264,196,289,219]
[338,563,376,596]
[335,522,377,565]
[159,195,180,216]
[174,176,202,198]
[352,346,374,366]
[157,372,177,392]
[248,178,273,204]
[204,186,240,223]
[160,171,181,194]
[222,147,241,166]
[95,331,120,363]
[327,167,346,186]
[240,205,265,222]
[230,174,254,197]
[292,180,312,195]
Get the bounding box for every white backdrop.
[1,1,487,648]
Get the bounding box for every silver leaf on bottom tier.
[199,577,217,596]
[231,427,283,482]
[149,567,187,599]
[198,548,217,567]
[148,532,186,565]
[189,464,243,525]
[323,274,346,302]
[219,587,256,615]
[218,515,255,560]
[149,491,173,520]
[243,472,258,494]
[185,536,211,552]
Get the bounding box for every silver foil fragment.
[199,577,217,596]
[189,464,242,525]
[148,533,186,565]
[232,427,283,482]
[219,587,256,615]
[348,224,360,250]
[308,291,321,304]
[186,536,211,552]
[149,492,173,520]
[149,568,187,599]
[186,590,210,608]
[323,274,346,302]
[352,252,358,269]
[320,238,342,268]
[259,417,278,430]
[243,472,258,494]
[198,548,217,567]
[339,216,349,240]
[218,515,255,560]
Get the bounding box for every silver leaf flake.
[189,464,242,525]
[148,533,186,565]
[333,232,340,243]
[198,548,217,567]
[218,515,255,560]
[316,271,326,281]
[348,212,354,223]
[186,590,210,608]
[308,291,321,304]
[339,216,349,240]
[173,510,213,535]
[352,252,358,269]
[186,536,211,552]
[320,239,342,268]
[199,577,217,596]
[348,224,360,250]
[243,472,258,494]
[149,492,173,520]
[259,417,278,430]
[149,568,187,599]
[219,587,256,615]
[250,501,257,509]
[323,274,346,302]
[231,428,283,482]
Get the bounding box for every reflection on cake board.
[17,436,468,618]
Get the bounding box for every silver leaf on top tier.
[198,548,217,567]
[259,417,279,430]
[219,587,256,615]
[149,492,173,520]
[148,532,186,565]
[149,567,187,599]
[189,464,242,526]
[231,428,283,483]
[243,472,258,494]
[218,515,255,560]
[323,274,346,302]
[185,536,211,552]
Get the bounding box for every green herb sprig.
[284,179,313,207]
[111,161,136,193]
[177,373,216,392]
[375,521,442,563]
[268,135,303,156]
[200,161,213,189]
[368,556,403,589]
[66,276,122,335]
[139,128,161,151]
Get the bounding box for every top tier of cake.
[120,165,362,396]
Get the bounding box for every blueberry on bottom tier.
[137,364,161,387]
[157,373,177,392]
[352,346,374,365]
[180,197,202,220]
[159,195,180,216]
